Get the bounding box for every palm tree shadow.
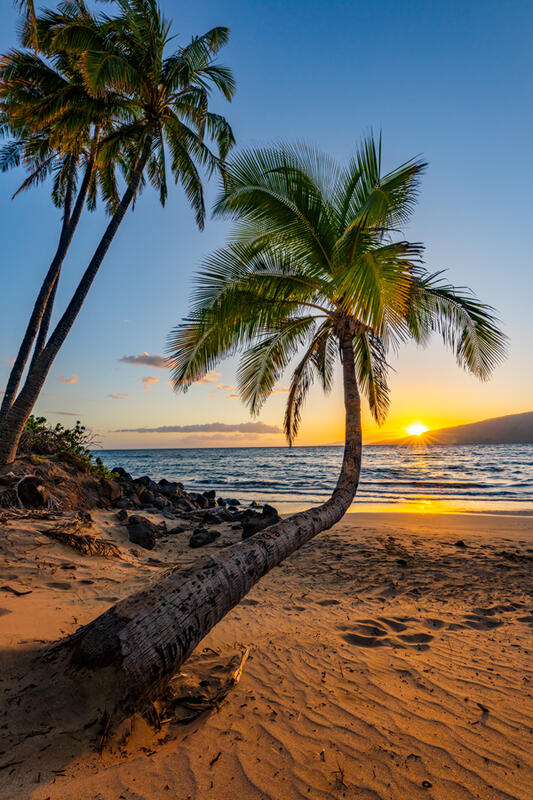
[0,642,112,793]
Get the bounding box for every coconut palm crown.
[169,136,507,443]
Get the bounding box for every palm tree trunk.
[0,147,96,425]
[66,329,362,717]
[0,136,152,466]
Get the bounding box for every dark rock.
[17,476,50,508]
[207,498,216,508]
[217,497,227,507]
[190,492,209,509]
[138,488,155,504]
[0,472,16,487]
[116,509,128,523]
[158,481,180,499]
[136,475,154,488]
[100,478,122,503]
[455,540,467,548]
[167,525,185,535]
[189,528,221,548]
[242,504,280,540]
[112,466,132,480]
[226,498,240,506]
[203,489,216,499]
[249,500,259,508]
[127,515,166,550]
[152,496,168,511]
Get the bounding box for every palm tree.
[0,3,127,425]
[0,0,235,465]
[66,137,506,713]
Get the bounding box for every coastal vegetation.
[0,0,235,465]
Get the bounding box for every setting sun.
[406,423,430,437]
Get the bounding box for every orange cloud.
[58,374,78,385]
[108,393,130,399]
[141,376,160,391]
[195,370,221,384]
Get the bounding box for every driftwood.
[39,516,121,558]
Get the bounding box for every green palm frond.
[170,136,506,444]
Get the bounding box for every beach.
[1,509,532,800]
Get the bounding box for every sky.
[1,0,532,450]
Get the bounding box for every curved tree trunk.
[0,136,151,466]
[67,328,362,717]
[0,145,97,426]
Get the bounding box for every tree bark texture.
[68,328,362,715]
[0,147,96,424]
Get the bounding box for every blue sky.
[1,0,532,448]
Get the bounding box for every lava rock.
[167,525,185,535]
[226,498,240,506]
[127,515,166,550]
[17,476,50,508]
[112,466,132,481]
[241,504,280,540]
[455,540,467,548]
[189,528,221,548]
[217,497,227,507]
[100,478,122,503]
[116,509,128,523]
[203,489,216,500]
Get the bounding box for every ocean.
[95,443,533,515]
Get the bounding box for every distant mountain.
[381,411,533,446]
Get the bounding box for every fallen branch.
[39,517,121,559]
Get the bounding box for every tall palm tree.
[0,3,127,424]
[66,137,506,712]
[0,0,235,465]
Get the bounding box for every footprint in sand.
[462,613,503,630]
[340,618,435,650]
[398,632,434,644]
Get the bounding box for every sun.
[406,423,429,437]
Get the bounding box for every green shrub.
[20,416,116,479]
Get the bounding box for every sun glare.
[406,423,429,437]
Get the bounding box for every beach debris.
[189,528,220,548]
[40,515,121,558]
[151,645,251,726]
[127,515,166,550]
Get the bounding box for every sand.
[0,509,532,800]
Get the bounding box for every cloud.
[114,421,281,434]
[120,352,168,369]
[227,385,288,400]
[108,393,130,400]
[217,383,233,390]
[195,370,221,384]
[57,374,78,385]
[3,357,15,367]
[48,410,79,417]
[142,376,160,391]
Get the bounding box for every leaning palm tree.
[0,3,129,425]
[64,136,506,716]
[0,0,235,464]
